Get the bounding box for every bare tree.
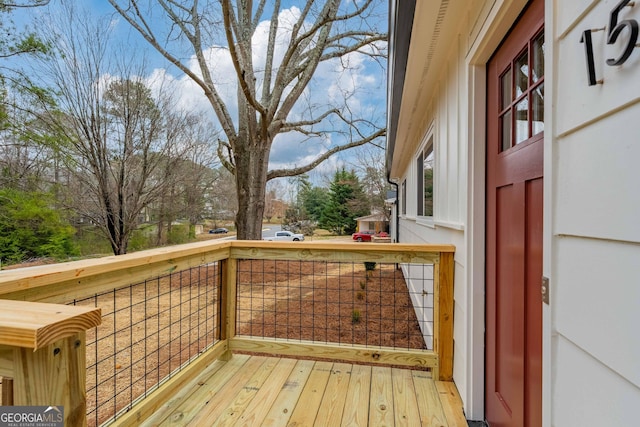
[107,0,387,239]
[351,145,392,221]
[154,117,220,244]
[264,179,287,222]
[32,6,201,255]
[207,166,237,227]
[0,107,45,191]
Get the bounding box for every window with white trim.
[417,137,434,218]
[401,179,407,215]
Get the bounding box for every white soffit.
[391,1,471,177]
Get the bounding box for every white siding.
[553,335,640,426]
[395,0,640,423]
[434,36,466,227]
[555,103,640,243]
[397,218,470,411]
[555,237,640,386]
[394,1,503,419]
[549,0,640,423]
[397,22,476,414]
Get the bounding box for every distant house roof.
[355,213,388,222]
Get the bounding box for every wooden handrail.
[0,300,101,427]
[0,241,454,302]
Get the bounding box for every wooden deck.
[141,354,467,426]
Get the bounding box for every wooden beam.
[229,242,447,265]
[230,337,438,369]
[0,241,454,305]
[1,377,13,405]
[11,333,87,427]
[220,258,237,361]
[434,252,455,381]
[229,240,455,253]
[0,242,231,303]
[0,346,13,377]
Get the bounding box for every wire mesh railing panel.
[73,263,221,427]
[402,263,436,349]
[235,259,433,351]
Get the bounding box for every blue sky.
[13,1,388,182]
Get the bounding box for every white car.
[265,231,305,241]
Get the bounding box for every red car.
[352,230,376,242]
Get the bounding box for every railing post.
[12,333,87,424]
[1,378,13,405]
[220,258,237,361]
[0,300,101,427]
[434,252,455,381]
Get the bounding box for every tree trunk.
[234,139,270,240]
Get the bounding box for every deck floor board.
[141,355,466,427]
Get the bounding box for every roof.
[386,0,416,178]
[386,2,474,179]
[355,213,389,222]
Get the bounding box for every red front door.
[486,1,544,426]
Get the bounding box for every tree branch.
[107,0,238,142]
[217,138,236,175]
[278,108,340,133]
[318,34,387,62]
[221,0,267,117]
[251,0,267,31]
[260,0,280,107]
[267,127,385,180]
[0,0,48,7]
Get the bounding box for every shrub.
[351,309,361,324]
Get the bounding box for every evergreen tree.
[320,169,369,235]
[301,181,330,223]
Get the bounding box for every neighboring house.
[387,0,639,426]
[354,212,389,233]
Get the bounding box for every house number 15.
[580,0,639,86]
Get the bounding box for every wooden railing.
[0,240,454,426]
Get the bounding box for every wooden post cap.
[0,299,101,350]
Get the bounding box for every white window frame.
[401,179,407,216]
[416,130,435,226]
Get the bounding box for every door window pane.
[515,51,529,97]
[501,110,512,151]
[497,30,544,152]
[532,32,544,83]
[515,96,529,144]
[501,68,512,109]
[532,83,544,135]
